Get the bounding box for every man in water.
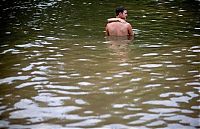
[105,6,134,36]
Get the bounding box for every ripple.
[10,99,80,121]
[186,54,197,57]
[0,106,7,115]
[191,49,200,53]
[143,53,159,56]
[170,96,192,103]
[45,37,60,40]
[166,77,179,81]
[193,34,200,37]
[15,42,44,48]
[33,93,70,106]
[162,53,173,56]
[186,82,200,86]
[36,66,52,71]
[51,54,63,57]
[119,63,130,66]
[140,64,163,68]
[186,92,199,98]
[22,64,34,71]
[102,124,132,129]
[5,32,11,35]
[69,73,80,77]
[22,62,47,71]
[144,44,167,48]
[78,82,94,86]
[10,123,64,129]
[0,44,8,47]
[149,108,180,114]
[99,87,111,91]
[191,106,200,110]
[172,50,181,53]
[40,89,88,95]
[160,92,183,98]
[112,104,130,108]
[45,85,80,90]
[143,100,179,107]
[118,71,131,75]
[124,89,134,93]
[0,76,31,85]
[77,58,91,61]
[67,119,102,127]
[113,74,123,78]
[47,46,59,49]
[16,81,49,89]
[166,64,182,68]
[191,61,200,65]
[164,115,199,127]
[31,77,48,81]
[128,113,160,125]
[130,78,142,82]
[31,71,47,75]
[165,124,197,129]
[75,99,88,105]
[145,84,162,88]
[1,49,23,54]
[83,45,96,49]
[147,120,166,127]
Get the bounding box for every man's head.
[116,6,128,20]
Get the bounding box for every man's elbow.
[105,30,109,36]
[128,30,134,36]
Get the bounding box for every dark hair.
[116,6,126,16]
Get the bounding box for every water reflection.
[105,35,134,62]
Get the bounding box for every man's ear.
[118,12,122,17]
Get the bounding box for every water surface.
[0,0,200,128]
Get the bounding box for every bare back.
[106,22,133,36]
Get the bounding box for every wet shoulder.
[108,22,127,29]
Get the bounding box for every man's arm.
[107,18,126,23]
[105,25,109,36]
[127,23,134,36]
